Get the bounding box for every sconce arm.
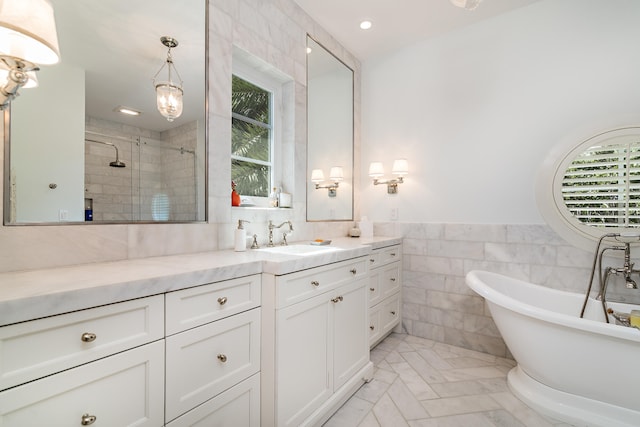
[314,181,340,197]
[372,176,404,194]
[0,56,38,110]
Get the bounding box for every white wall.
[361,0,640,224]
[11,62,85,222]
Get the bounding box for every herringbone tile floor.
[324,333,575,427]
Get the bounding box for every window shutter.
[562,141,640,227]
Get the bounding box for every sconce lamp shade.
[311,169,325,183]
[329,166,344,182]
[368,162,385,178]
[392,159,409,176]
[0,0,60,65]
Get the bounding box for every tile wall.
[374,222,602,358]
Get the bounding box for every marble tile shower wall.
[374,222,599,358]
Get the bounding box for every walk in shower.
[84,130,200,222]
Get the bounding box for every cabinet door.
[0,341,164,427]
[333,278,369,390]
[276,292,332,427]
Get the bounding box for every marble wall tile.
[398,223,607,358]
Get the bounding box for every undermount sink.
[258,244,341,256]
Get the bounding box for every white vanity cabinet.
[368,244,402,347]
[261,257,374,427]
[165,274,261,426]
[0,296,165,426]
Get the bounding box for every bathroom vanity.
[0,236,400,426]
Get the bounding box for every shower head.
[85,138,126,168]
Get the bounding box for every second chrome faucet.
[267,220,293,247]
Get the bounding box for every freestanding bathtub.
[465,270,640,427]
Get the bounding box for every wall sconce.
[0,0,60,109]
[369,159,408,194]
[311,166,343,197]
[152,36,183,122]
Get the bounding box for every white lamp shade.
[311,169,324,182]
[0,0,60,65]
[156,83,183,122]
[392,159,409,176]
[368,162,384,178]
[329,166,344,181]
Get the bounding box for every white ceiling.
[294,0,541,61]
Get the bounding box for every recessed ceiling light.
[114,106,141,116]
[359,20,372,30]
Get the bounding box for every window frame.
[231,60,282,204]
[537,125,640,249]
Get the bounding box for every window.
[231,75,273,197]
[537,126,640,249]
[562,139,640,227]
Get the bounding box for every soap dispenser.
[235,220,250,252]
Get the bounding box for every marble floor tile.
[324,333,575,427]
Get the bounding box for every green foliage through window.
[231,75,272,197]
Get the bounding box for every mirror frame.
[305,35,354,222]
[3,1,209,226]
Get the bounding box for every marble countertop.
[0,236,401,326]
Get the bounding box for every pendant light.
[152,36,183,122]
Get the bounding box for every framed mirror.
[4,0,207,224]
[306,36,354,221]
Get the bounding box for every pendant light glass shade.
[153,36,183,122]
[0,0,60,65]
[155,82,183,122]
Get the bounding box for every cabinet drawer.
[0,340,164,427]
[167,373,260,427]
[382,294,401,332]
[369,245,401,269]
[381,264,401,298]
[276,257,368,308]
[166,274,261,335]
[368,304,382,347]
[0,295,164,391]
[368,269,382,307]
[166,307,261,422]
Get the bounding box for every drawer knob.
[350,268,357,275]
[81,332,97,343]
[369,259,375,263]
[217,354,228,363]
[331,296,344,303]
[217,296,228,305]
[369,287,375,292]
[390,277,396,282]
[81,414,97,425]
[391,252,397,257]
[370,325,375,330]
[311,280,320,287]
[391,311,396,315]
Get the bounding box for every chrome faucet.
[268,220,293,247]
